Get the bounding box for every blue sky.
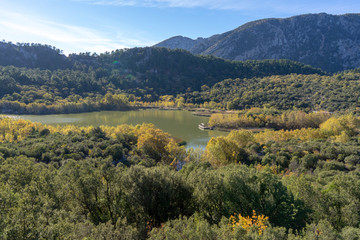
[1,0,359,54]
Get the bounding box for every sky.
[1,0,360,54]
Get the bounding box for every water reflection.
[13,110,227,149]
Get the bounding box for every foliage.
[208,108,331,130]
[2,41,360,239]
[183,72,360,112]
[1,115,360,239]
[0,45,325,114]
[230,210,269,235]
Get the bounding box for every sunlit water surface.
[10,109,227,149]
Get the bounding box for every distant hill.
[181,70,360,112]
[0,43,323,96]
[87,48,324,94]
[155,13,360,72]
[0,41,71,70]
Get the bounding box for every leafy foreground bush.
[1,117,360,239]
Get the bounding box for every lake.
[10,109,227,149]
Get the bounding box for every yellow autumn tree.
[227,129,255,148]
[134,123,186,164]
[0,117,45,142]
[205,136,242,167]
[164,138,186,166]
[320,115,360,137]
[230,210,269,235]
[319,117,343,136]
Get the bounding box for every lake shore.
[5,109,228,149]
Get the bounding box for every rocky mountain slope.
[155,13,360,72]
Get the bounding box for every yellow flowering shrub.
[229,210,269,235]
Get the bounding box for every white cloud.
[76,0,360,14]
[0,9,151,54]
[76,0,259,10]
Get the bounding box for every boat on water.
[198,123,213,130]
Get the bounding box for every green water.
[12,109,227,149]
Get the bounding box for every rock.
[155,13,360,72]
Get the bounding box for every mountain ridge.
[155,13,360,72]
[0,45,324,98]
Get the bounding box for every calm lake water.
[12,109,227,149]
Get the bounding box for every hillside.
[155,13,360,72]
[182,70,360,112]
[0,44,324,113]
[0,41,71,70]
[88,47,323,94]
[5,41,360,114]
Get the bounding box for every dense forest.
[207,108,332,130]
[1,43,360,114]
[0,42,327,114]
[182,70,360,112]
[1,114,360,239]
[2,42,360,239]
[4,67,360,114]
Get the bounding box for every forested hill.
[80,47,324,94]
[0,43,323,96]
[155,13,360,72]
[0,41,71,70]
[182,70,360,112]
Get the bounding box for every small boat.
[198,123,213,130]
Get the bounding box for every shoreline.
[0,105,232,116]
[210,126,273,132]
[1,108,270,134]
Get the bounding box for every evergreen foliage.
[0,116,360,239]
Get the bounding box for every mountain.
[0,43,323,96]
[0,41,71,70]
[0,45,325,114]
[155,13,360,72]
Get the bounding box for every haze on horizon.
[1,0,360,55]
